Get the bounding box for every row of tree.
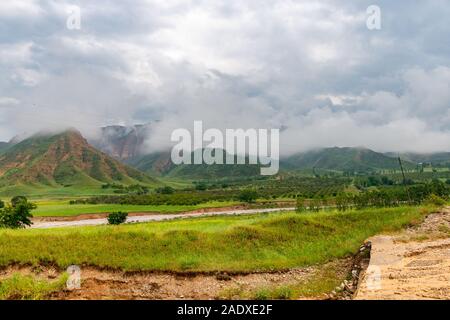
[296,181,449,212]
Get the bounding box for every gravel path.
[30,207,296,229]
[356,207,450,300]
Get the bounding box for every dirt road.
[30,207,296,229]
[356,207,450,300]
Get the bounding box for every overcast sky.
[0,0,449,154]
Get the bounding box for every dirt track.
[356,207,450,300]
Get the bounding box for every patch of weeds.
[273,286,293,299]
[253,288,271,300]
[0,273,68,300]
[218,285,245,300]
[438,225,450,234]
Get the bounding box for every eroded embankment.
[0,258,352,300]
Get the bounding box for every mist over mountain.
[384,152,450,166]
[89,124,153,161]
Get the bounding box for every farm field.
[30,199,241,217]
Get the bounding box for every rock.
[216,273,232,281]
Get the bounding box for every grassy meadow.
[0,206,431,273]
[30,199,240,217]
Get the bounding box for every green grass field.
[30,200,240,217]
[0,206,430,273]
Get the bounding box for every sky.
[0,0,449,154]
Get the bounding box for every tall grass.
[0,206,430,272]
[0,273,67,300]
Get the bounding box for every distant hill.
[0,130,158,190]
[0,142,8,153]
[126,147,420,178]
[128,150,262,179]
[385,152,450,166]
[282,147,416,172]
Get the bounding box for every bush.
[0,197,36,229]
[156,186,174,194]
[296,198,307,213]
[0,200,4,209]
[238,189,258,203]
[424,194,447,206]
[107,212,128,225]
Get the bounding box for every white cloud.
[0,97,20,107]
[0,1,43,18]
[0,0,449,154]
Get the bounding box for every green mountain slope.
[128,150,262,179]
[385,152,450,166]
[127,147,418,178]
[283,147,416,172]
[0,130,159,192]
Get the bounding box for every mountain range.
[1,125,450,191]
[283,147,417,173]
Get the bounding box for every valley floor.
[1,206,447,300]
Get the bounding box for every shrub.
[238,189,258,203]
[424,194,447,206]
[156,186,174,194]
[296,197,307,213]
[107,212,128,225]
[0,197,36,229]
[274,286,293,299]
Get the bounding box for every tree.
[107,212,128,225]
[195,182,207,191]
[296,197,307,213]
[156,186,174,194]
[11,195,28,207]
[0,200,4,209]
[238,189,258,203]
[0,197,36,229]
